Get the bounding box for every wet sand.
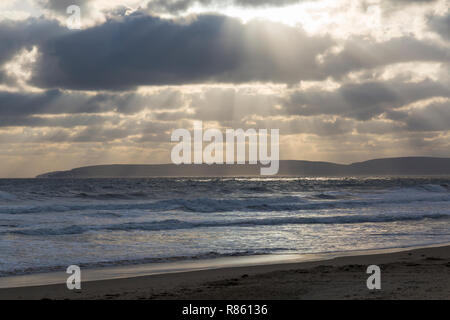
[1,244,449,300]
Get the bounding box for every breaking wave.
[1,189,450,215]
[9,213,450,236]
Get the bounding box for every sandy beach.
[1,244,449,300]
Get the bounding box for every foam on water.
[1,177,450,277]
[0,191,16,201]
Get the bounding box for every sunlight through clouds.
[0,0,449,177]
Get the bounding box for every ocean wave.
[11,225,87,236]
[414,184,450,192]
[0,249,282,277]
[3,178,450,280]
[76,192,149,199]
[2,191,450,215]
[0,196,302,214]
[8,213,450,236]
[0,191,17,201]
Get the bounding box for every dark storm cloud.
[282,79,450,120]
[30,13,333,90]
[428,12,450,41]
[0,17,68,86]
[0,90,115,116]
[0,88,183,119]
[26,11,448,90]
[387,101,450,132]
[321,36,449,78]
[353,100,450,135]
[0,17,67,71]
[0,114,118,128]
[1,12,446,91]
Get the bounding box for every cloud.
[250,116,354,136]
[147,0,211,13]
[282,79,450,120]
[0,88,184,123]
[382,0,438,5]
[320,36,449,78]
[0,17,67,81]
[29,13,333,90]
[38,0,92,14]
[0,89,115,116]
[428,11,450,41]
[146,0,311,14]
[1,1,450,177]
[189,88,278,121]
[0,114,118,128]
[2,76,448,136]
[387,101,450,132]
[28,12,449,90]
[145,0,439,14]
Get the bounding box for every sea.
[1,176,450,277]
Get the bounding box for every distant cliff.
[36,157,450,178]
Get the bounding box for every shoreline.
[1,242,450,299]
[1,242,449,289]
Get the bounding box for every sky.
[0,0,449,177]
